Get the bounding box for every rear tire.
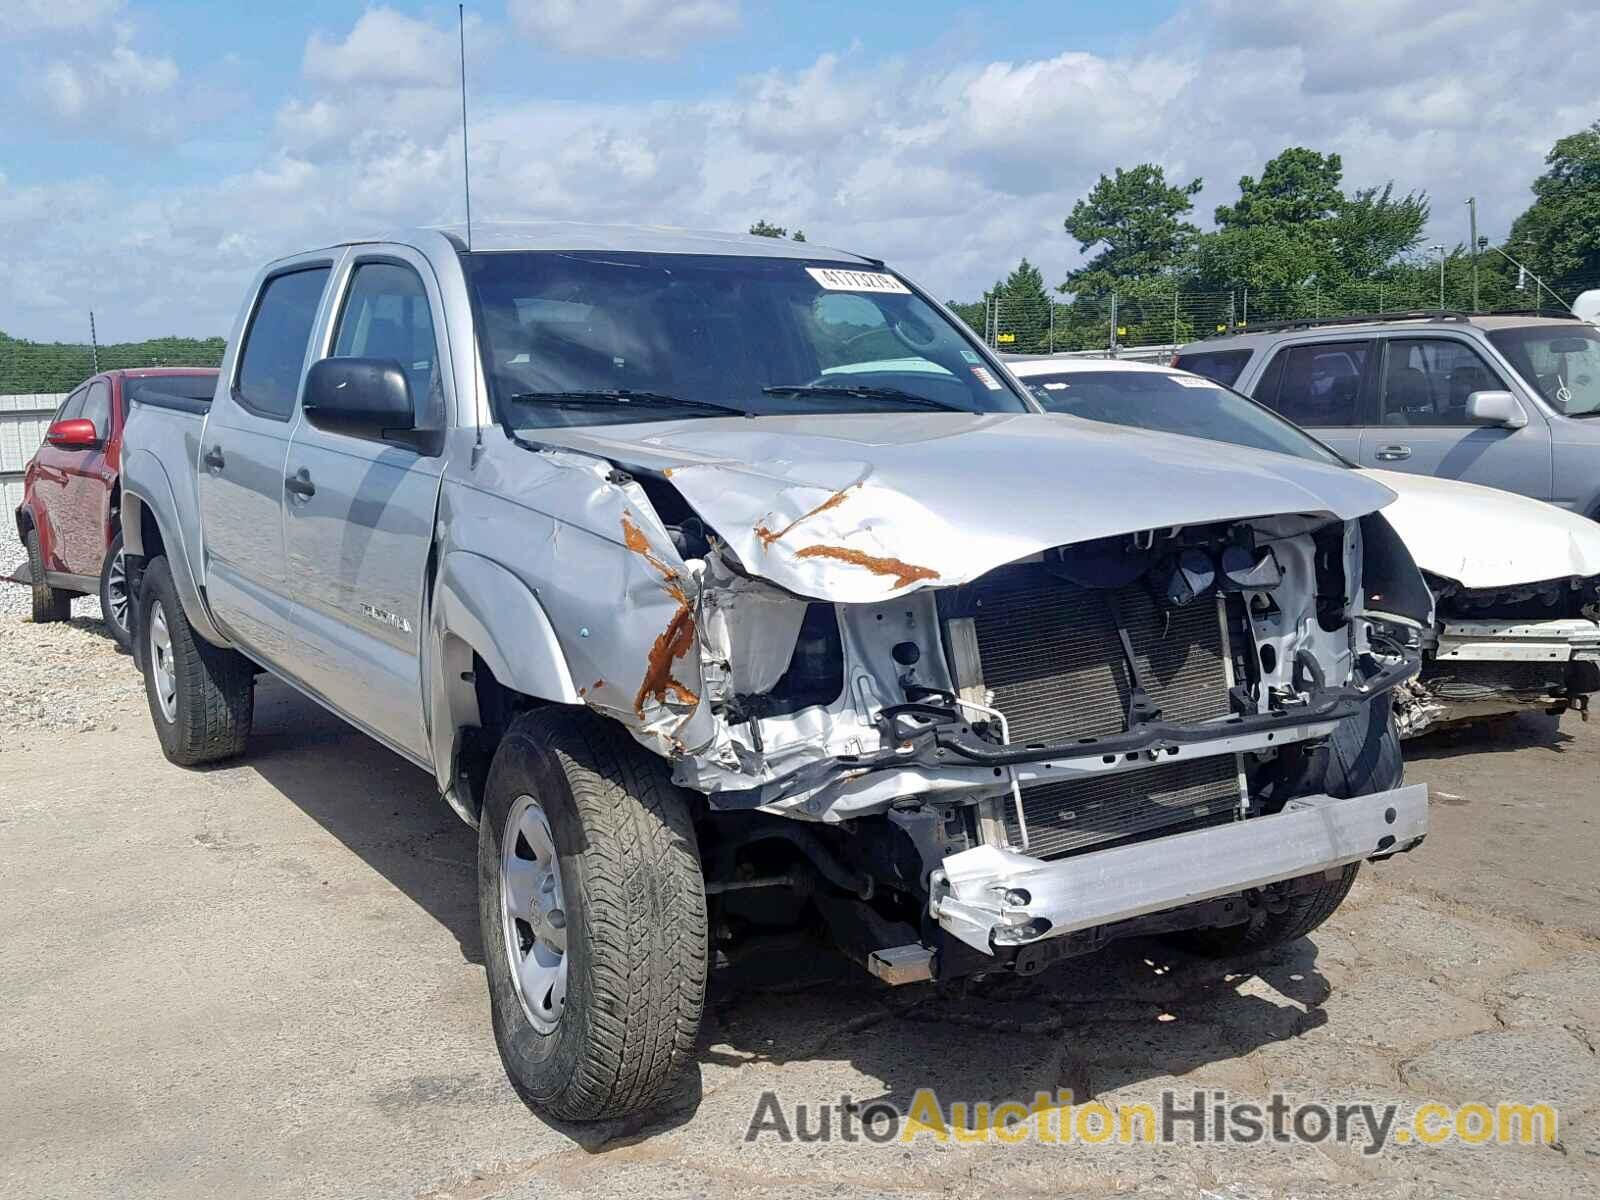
[26,527,72,624]
[138,556,254,766]
[1175,696,1400,957]
[99,531,133,652]
[479,707,708,1121]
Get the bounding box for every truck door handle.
[1375,444,1412,461]
[203,446,226,471]
[285,469,316,499]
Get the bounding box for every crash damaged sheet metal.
[1365,468,1600,589]
[440,443,719,758]
[532,412,1397,601]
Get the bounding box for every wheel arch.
[428,550,582,824]
[119,479,229,649]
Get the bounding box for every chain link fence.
[973,269,1600,358]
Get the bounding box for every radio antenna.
[458,3,473,252]
[459,4,485,457]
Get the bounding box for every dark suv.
[1176,312,1600,518]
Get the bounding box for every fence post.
[1109,291,1119,355]
[1048,303,1055,354]
[1242,288,1248,329]
[1172,289,1179,347]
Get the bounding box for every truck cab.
[121,224,1431,1124]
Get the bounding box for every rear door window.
[1171,349,1250,387]
[1263,341,1371,426]
[1380,337,1508,426]
[235,267,332,420]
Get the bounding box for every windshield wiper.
[761,384,967,412]
[509,389,753,417]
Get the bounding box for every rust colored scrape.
[621,513,677,583]
[620,513,700,716]
[636,603,699,714]
[794,544,940,589]
[755,482,862,548]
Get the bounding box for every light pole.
[1430,244,1446,310]
[1479,237,1568,313]
[1466,197,1479,312]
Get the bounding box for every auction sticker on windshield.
[806,267,911,294]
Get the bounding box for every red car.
[16,368,218,649]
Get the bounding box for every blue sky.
[2,0,1596,341]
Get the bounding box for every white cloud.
[507,0,740,59]
[37,43,180,135]
[0,0,122,37]
[303,7,458,88]
[7,0,1600,342]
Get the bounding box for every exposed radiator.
[965,565,1233,743]
[952,564,1242,858]
[1002,755,1244,860]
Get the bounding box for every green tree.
[1215,147,1343,229]
[1324,183,1429,278]
[0,329,227,394]
[991,258,1054,351]
[1508,121,1600,291]
[1195,147,1427,319]
[1062,164,1203,293]
[750,220,806,241]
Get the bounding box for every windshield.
[1486,323,1600,417]
[463,251,1029,429]
[1021,369,1347,466]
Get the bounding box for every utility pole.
[1108,291,1118,355]
[1467,197,1480,312]
[89,311,99,373]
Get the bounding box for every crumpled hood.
[534,412,1396,601]
[1363,468,1600,588]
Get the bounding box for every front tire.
[138,556,254,766]
[26,527,72,624]
[1176,696,1400,957]
[479,707,708,1122]
[99,531,133,651]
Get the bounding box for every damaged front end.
[1390,573,1600,738]
[578,453,1429,980]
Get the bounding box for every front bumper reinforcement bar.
[930,783,1428,953]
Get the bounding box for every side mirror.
[1465,390,1528,429]
[44,418,100,449]
[303,357,416,443]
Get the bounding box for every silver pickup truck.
[121,222,1431,1121]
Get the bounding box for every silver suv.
[1176,312,1600,518]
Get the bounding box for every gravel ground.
[0,554,144,740]
[3,591,1598,1198]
